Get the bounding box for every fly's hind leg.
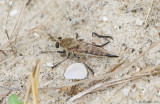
[0,50,6,55]
[74,54,94,75]
[92,32,113,47]
[94,42,110,47]
[82,61,94,75]
[92,32,113,40]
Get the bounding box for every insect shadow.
[48,32,119,75]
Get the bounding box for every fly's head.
[56,37,79,50]
[48,34,78,50]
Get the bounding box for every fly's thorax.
[60,38,79,49]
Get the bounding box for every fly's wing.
[69,40,108,56]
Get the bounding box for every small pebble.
[136,66,140,72]
[10,10,18,17]
[64,63,87,79]
[9,1,13,6]
[45,62,53,67]
[158,91,160,96]
[136,19,143,26]
[102,16,108,22]
[122,87,130,96]
[33,33,40,37]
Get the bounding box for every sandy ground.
[0,0,160,104]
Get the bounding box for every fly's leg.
[0,50,6,55]
[92,32,113,47]
[75,33,84,41]
[41,51,55,54]
[57,50,66,54]
[82,61,94,75]
[57,50,67,57]
[74,55,94,75]
[94,42,109,47]
[105,54,119,57]
[52,53,70,69]
[92,32,113,40]
[76,33,79,40]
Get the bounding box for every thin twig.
[4,2,14,51]
[0,56,15,66]
[144,0,154,28]
[105,83,126,103]
[81,0,97,32]
[26,0,31,6]
[14,0,27,45]
[17,0,52,35]
[0,86,19,91]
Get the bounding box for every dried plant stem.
[18,0,52,35]
[14,0,27,45]
[24,57,44,104]
[81,0,97,32]
[4,2,14,51]
[69,71,158,101]
[30,73,38,104]
[144,0,154,28]
[105,83,126,103]
[24,60,39,104]
[0,56,15,66]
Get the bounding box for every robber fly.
[48,32,119,74]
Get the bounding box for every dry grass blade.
[105,83,126,103]
[18,0,52,35]
[144,0,155,28]
[0,86,19,91]
[14,0,27,45]
[4,2,14,51]
[69,71,159,101]
[24,60,39,104]
[10,1,26,39]
[30,74,38,104]
[0,56,15,66]
[35,57,44,97]
[24,57,44,104]
[30,73,38,104]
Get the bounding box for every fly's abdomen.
[85,46,107,56]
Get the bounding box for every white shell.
[64,63,87,79]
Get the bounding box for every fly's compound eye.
[58,37,62,40]
[55,42,59,48]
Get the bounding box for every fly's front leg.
[57,50,67,57]
[75,33,84,41]
[52,52,70,69]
